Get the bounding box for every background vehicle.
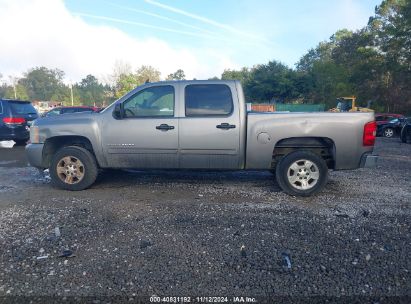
[42,106,100,117]
[375,113,404,126]
[0,99,38,144]
[400,119,411,143]
[329,96,373,112]
[377,117,409,138]
[26,80,377,196]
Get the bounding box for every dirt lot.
[0,138,410,303]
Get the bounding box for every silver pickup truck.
[26,80,377,196]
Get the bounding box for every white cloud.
[0,0,238,83]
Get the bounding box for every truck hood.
[35,112,98,126]
[32,111,101,144]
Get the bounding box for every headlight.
[30,126,40,143]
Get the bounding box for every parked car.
[26,80,377,196]
[0,99,38,144]
[377,117,409,138]
[375,113,404,126]
[42,106,99,117]
[400,119,411,143]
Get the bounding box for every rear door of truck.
[178,82,241,169]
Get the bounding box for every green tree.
[19,67,65,100]
[367,0,411,112]
[4,84,29,100]
[76,74,107,106]
[221,68,251,84]
[135,65,161,84]
[115,73,139,99]
[295,0,411,112]
[166,69,185,80]
[114,65,161,98]
[245,61,299,102]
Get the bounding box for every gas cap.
[257,132,271,144]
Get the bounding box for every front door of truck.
[178,83,241,169]
[102,84,179,168]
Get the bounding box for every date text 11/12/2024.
[149,296,257,303]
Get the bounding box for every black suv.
[0,99,38,144]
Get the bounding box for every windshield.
[9,101,37,115]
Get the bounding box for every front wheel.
[383,128,394,138]
[50,146,98,190]
[275,150,328,197]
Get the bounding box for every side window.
[0,101,3,114]
[185,84,233,117]
[46,108,61,116]
[375,116,384,121]
[76,108,92,113]
[62,108,77,114]
[123,86,174,118]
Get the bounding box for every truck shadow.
[94,169,282,192]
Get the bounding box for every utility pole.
[9,76,18,99]
[69,83,74,106]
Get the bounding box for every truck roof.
[141,79,239,86]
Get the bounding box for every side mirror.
[113,103,123,119]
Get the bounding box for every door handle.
[156,124,175,131]
[216,123,236,129]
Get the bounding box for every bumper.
[25,143,45,168]
[0,128,30,141]
[360,153,378,168]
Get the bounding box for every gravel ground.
[0,138,410,303]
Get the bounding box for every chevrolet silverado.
[26,80,377,196]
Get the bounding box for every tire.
[275,150,328,197]
[50,146,98,191]
[400,127,408,143]
[383,128,394,138]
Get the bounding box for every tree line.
[0,0,409,113]
[222,0,410,113]
[0,65,186,107]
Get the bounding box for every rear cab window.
[185,84,233,117]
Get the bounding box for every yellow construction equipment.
[329,96,373,112]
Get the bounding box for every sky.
[0,0,381,83]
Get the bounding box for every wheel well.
[43,136,96,168]
[271,137,335,169]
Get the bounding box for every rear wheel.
[50,146,98,190]
[275,150,328,196]
[383,128,394,138]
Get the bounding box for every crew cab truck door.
[178,83,241,169]
[101,84,179,168]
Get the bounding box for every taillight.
[3,117,26,124]
[363,121,376,146]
